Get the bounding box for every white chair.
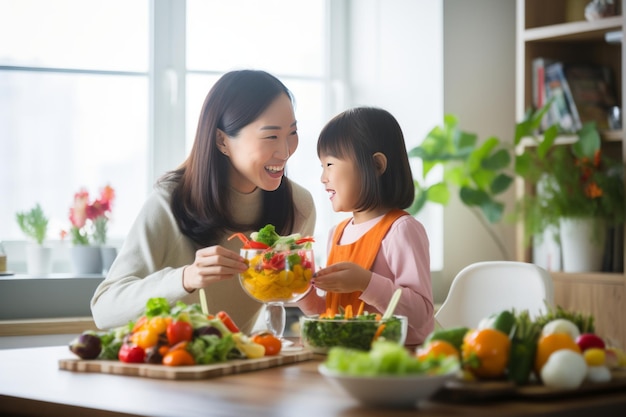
[435,261,554,329]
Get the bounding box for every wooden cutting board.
[434,368,626,402]
[59,348,314,380]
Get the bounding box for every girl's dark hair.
[161,70,296,247]
[317,107,415,212]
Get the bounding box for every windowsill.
[0,273,104,280]
[0,316,97,337]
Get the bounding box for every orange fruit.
[534,333,581,375]
[417,340,460,360]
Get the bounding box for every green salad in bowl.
[319,341,460,408]
[300,313,407,353]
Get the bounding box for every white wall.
[346,0,517,302]
[346,0,447,299]
[441,0,517,293]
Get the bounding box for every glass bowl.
[239,248,315,303]
[300,314,408,353]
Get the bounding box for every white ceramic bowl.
[318,364,456,408]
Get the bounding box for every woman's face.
[222,94,298,193]
[319,152,360,213]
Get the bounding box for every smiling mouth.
[326,189,336,199]
[265,165,284,174]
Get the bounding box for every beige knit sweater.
[90,178,316,332]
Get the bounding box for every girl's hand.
[312,262,371,293]
[182,245,248,292]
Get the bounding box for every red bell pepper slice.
[217,311,240,333]
[295,236,315,245]
[228,232,270,249]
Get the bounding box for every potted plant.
[15,203,53,274]
[407,114,514,259]
[66,185,116,274]
[407,104,625,272]
[514,108,625,272]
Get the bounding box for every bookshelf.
[515,0,625,348]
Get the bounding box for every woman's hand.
[182,245,248,292]
[312,262,371,293]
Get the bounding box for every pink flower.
[69,189,90,228]
[68,184,116,245]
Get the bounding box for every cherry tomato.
[252,332,282,356]
[118,343,146,363]
[162,349,196,366]
[217,311,240,333]
[166,320,193,346]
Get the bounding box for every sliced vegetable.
[217,311,240,333]
[233,333,265,359]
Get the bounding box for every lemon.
[583,348,606,366]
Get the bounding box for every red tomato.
[217,311,240,333]
[252,332,282,356]
[166,320,193,346]
[118,344,146,363]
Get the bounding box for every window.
[0,0,149,243]
[0,0,442,272]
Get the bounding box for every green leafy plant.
[514,107,625,246]
[15,203,49,245]
[407,114,514,258]
[407,102,625,256]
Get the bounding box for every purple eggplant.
[69,333,102,359]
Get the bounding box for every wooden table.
[1,345,626,417]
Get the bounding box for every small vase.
[26,244,53,275]
[71,245,103,274]
[100,246,118,275]
[559,217,606,272]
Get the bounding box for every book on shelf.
[601,225,624,273]
[532,57,555,131]
[544,61,582,132]
[562,63,619,131]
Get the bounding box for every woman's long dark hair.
[160,70,296,247]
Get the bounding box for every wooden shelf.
[524,16,622,42]
[517,0,625,348]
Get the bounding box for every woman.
[91,70,316,333]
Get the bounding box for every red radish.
[575,333,605,352]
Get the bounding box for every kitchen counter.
[1,345,626,417]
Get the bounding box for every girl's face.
[222,94,298,193]
[319,153,361,213]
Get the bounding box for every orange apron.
[324,209,408,315]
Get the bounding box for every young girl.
[297,107,434,345]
